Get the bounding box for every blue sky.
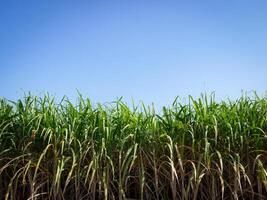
[1,1,267,106]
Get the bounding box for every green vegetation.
[0,93,267,199]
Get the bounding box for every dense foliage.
[0,93,267,199]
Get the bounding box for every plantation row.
[0,94,267,199]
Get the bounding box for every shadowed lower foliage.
[0,93,267,200]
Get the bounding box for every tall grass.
[0,93,267,199]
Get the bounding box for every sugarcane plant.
[0,92,267,199]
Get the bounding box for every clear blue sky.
[1,0,267,106]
